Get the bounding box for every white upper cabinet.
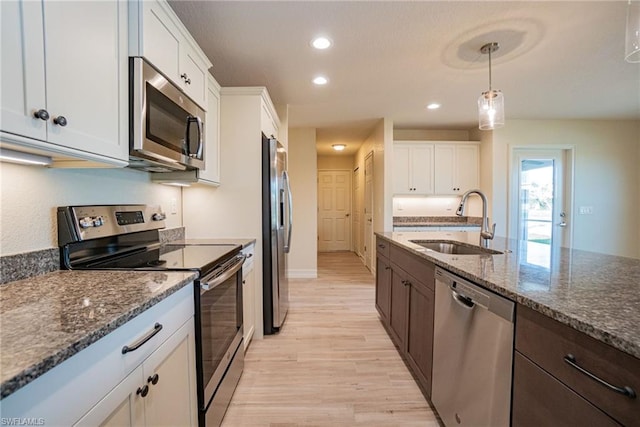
[261,101,279,139]
[130,0,212,109]
[1,0,128,165]
[433,144,479,195]
[393,143,434,195]
[198,74,221,185]
[393,141,479,196]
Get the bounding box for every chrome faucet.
[456,189,496,248]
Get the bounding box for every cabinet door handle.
[148,374,160,385]
[33,109,49,121]
[378,244,385,249]
[122,323,163,354]
[563,354,636,398]
[136,385,149,397]
[401,280,411,287]
[53,115,67,127]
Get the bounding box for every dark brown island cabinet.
[375,237,435,398]
[513,305,640,427]
[375,236,640,427]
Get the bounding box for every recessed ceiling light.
[427,103,441,110]
[313,76,328,85]
[332,144,346,151]
[311,37,332,50]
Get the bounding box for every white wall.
[490,119,640,258]
[394,129,471,141]
[288,128,318,278]
[0,163,182,255]
[353,118,393,269]
[317,155,354,170]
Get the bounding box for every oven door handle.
[200,254,246,291]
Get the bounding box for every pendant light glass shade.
[477,42,504,130]
[626,0,640,63]
[478,89,505,130]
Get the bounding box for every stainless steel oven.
[196,255,245,427]
[57,205,246,427]
[129,57,205,172]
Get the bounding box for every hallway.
[222,252,438,426]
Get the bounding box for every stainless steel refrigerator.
[262,134,292,334]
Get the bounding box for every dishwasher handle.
[452,290,475,308]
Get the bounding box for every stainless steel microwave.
[129,57,205,172]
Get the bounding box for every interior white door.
[318,170,352,252]
[353,167,361,256]
[364,152,374,270]
[510,149,572,267]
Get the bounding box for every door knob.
[345,213,350,217]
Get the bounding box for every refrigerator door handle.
[283,170,293,253]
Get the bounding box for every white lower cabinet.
[0,285,196,427]
[242,244,256,352]
[75,318,197,427]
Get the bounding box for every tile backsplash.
[393,196,481,217]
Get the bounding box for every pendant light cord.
[488,48,492,92]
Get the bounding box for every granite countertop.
[376,230,640,359]
[393,216,482,228]
[0,270,197,399]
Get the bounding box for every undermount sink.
[409,240,503,255]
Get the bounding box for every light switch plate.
[579,206,593,215]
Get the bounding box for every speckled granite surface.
[393,216,482,227]
[159,226,186,243]
[0,248,60,285]
[377,231,640,359]
[0,270,197,399]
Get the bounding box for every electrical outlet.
[170,198,178,214]
[579,206,593,215]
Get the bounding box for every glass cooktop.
[84,243,241,273]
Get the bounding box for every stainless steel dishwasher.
[432,267,515,427]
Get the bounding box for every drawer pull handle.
[378,244,386,249]
[122,323,163,354]
[563,354,636,399]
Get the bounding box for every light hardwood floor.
[221,252,439,426]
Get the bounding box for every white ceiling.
[169,1,640,155]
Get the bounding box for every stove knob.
[152,212,166,221]
[79,217,93,229]
[93,216,104,227]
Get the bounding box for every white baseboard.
[287,269,318,279]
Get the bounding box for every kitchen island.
[376,230,640,426]
[376,231,640,357]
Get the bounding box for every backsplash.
[0,248,59,285]
[0,227,185,285]
[0,163,183,257]
[393,196,482,217]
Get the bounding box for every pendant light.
[478,42,505,130]
[626,0,640,63]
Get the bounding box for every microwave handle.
[185,115,203,159]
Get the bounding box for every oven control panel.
[115,211,145,226]
[57,205,167,244]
